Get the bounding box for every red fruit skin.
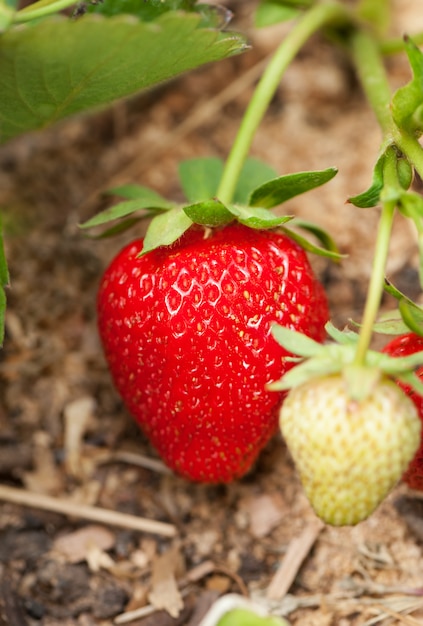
[383,333,423,490]
[97,223,329,482]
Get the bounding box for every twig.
[365,599,423,626]
[266,518,324,601]
[107,450,172,475]
[0,484,177,537]
[114,586,193,625]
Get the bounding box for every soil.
[1,1,423,625]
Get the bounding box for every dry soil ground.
[1,1,423,625]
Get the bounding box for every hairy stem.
[349,31,401,364]
[350,29,393,135]
[217,2,349,205]
[353,152,397,366]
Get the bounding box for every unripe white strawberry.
[280,373,421,526]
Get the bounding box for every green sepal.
[399,298,423,337]
[141,208,193,254]
[325,321,358,344]
[80,194,174,230]
[398,191,423,288]
[271,324,325,358]
[179,158,224,203]
[249,167,337,209]
[397,156,414,191]
[364,309,411,335]
[384,279,423,336]
[270,321,423,395]
[342,364,382,403]
[281,225,343,260]
[87,217,143,239]
[228,205,293,229]
[268,345,355,391]
[375,349,423,375]
[232,157,278,205]
[392,36,423,134]
[291,219,342,259]
[217,608,289,626]
[178,156,278,205]
[398,370,423,396]
[255,1,299,28]
[348,152,385,208]
[183,199,233,226]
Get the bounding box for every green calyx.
[269,322,423,401]
[81,156,340,258]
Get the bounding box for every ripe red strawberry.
[97,223,329,482]
[383,332,423,490]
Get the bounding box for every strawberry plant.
[3,0,423,527]
[85,0,423,514]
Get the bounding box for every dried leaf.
[63,396,96,479]
[148,544,185,618]
[245,494,285,538]
[52,524,115,564]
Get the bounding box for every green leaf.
[178,158,224,203]
[255,1,299,28]
[249,167,337,209]
[86,0,197,20]
[233,157,278,205]
[0,12,247,143]
[392,36,423,133]
[228,204,293,229]
[348,152,385,208]
[86,0,231,29]
[141,208,193,254]
[80,196,174,230]
[183,198,233,226]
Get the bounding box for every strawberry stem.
[216,2,350,205]
[348,30,404,364]
[353,151,397,366]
